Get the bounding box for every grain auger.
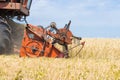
[20,21,85,58]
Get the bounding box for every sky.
[27,0,120,38]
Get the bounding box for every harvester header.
[20,21,85,58]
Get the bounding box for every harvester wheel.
[0,18,13,54]
[24,40,42,57]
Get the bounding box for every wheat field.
[0,38,120,80]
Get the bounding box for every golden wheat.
[0,38,120,80]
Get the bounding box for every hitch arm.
[72,35,82,40]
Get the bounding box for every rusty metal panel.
[0,2,29,16]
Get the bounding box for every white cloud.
[27,0,120,37]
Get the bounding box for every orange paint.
[20,24,65,58]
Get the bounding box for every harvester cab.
[0,0,32,19]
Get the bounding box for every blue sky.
[27,0,120,38]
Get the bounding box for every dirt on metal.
[7,19,25,53]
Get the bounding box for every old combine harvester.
[20,21,85,58]
[0,0,85,58]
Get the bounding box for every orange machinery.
[20,21,85,58]
[0,0,85,57]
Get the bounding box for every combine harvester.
[0,0,85,58]
[20,21,85,58]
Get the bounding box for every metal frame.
[0,0,32,17]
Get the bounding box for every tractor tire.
[0,17,13,54]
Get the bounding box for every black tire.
[0,17,13,54]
